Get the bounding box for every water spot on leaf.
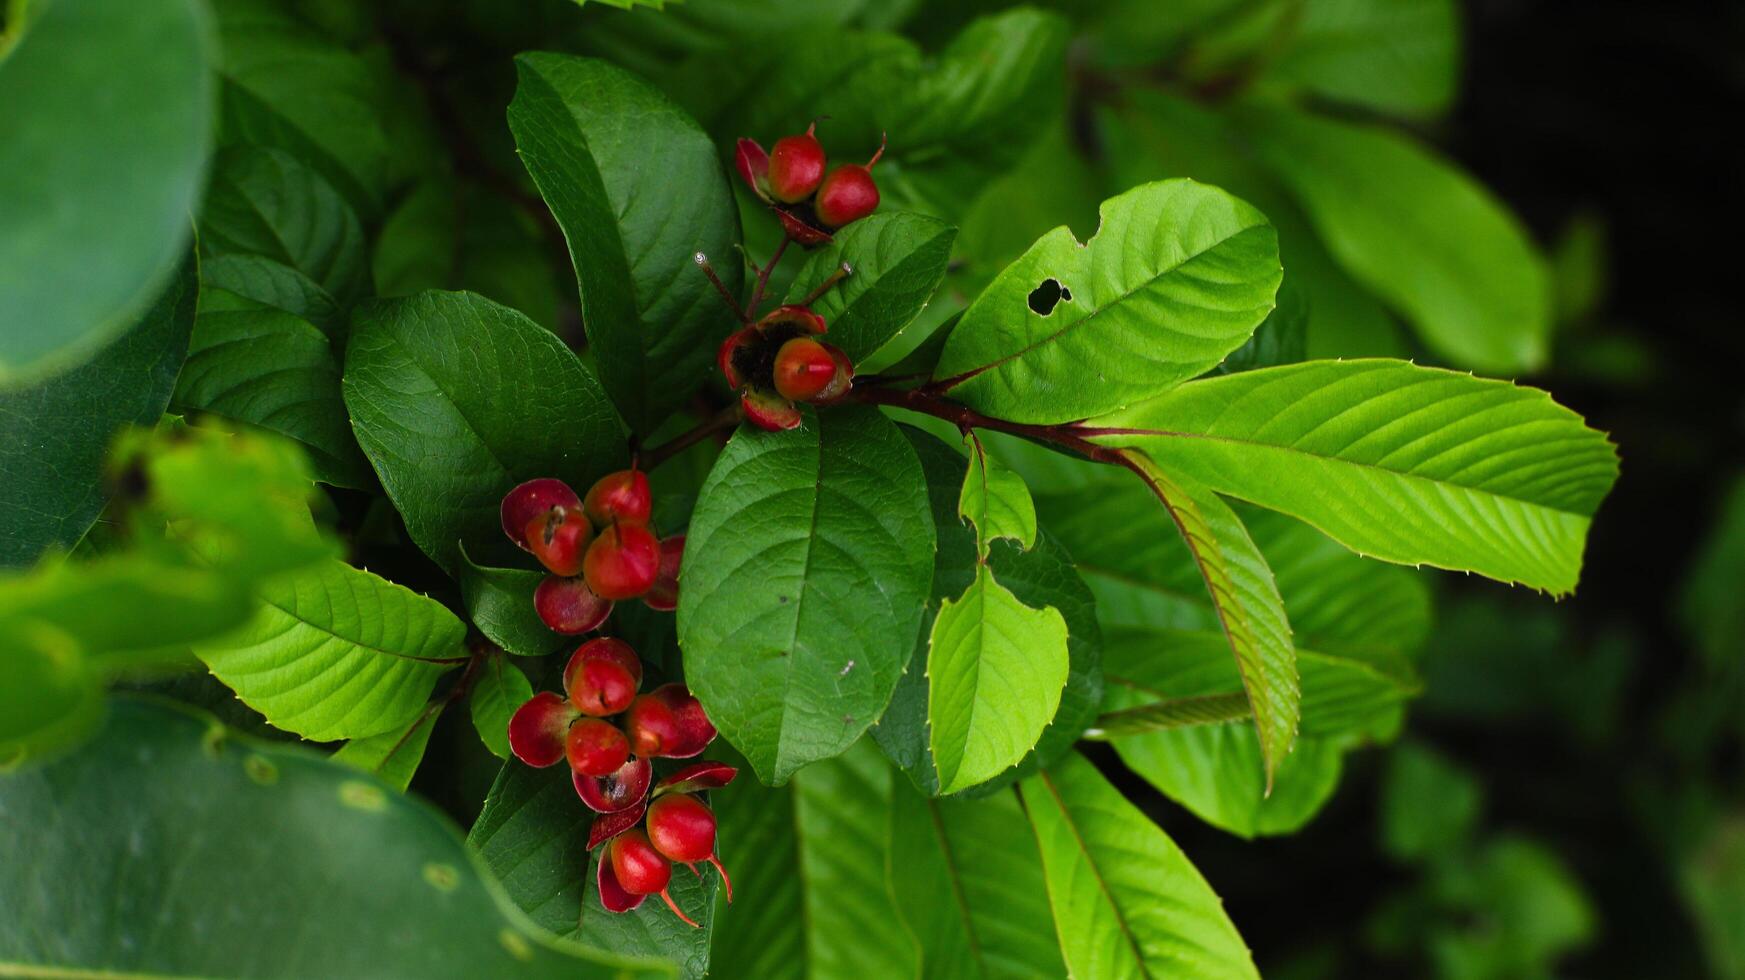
[423,862,459,892]
[244,755,277,785]
[201,723,227,759]
[498,929,534,962]
[1027,278,1071,316]
[340,780,386,811]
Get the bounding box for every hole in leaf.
[1027,279,1071,316]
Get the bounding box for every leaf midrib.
[1038,769,1152,979]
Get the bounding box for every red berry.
[596,842,645,913]
[524,508,591,577]
[647,794,716,863]
[642,535,685,612]
[772,337,839,402]
[583,523,662,600]
[766,123,827,204]
[609,830,699,928]
[573,755,652,813]
[563,638,642,716]
[815,164,879,228]
[565,718,630,776]
[534,575,613,634]
[507,691,578,768]
[501,478,581,550]
[583,470,652,527]
[625,684,717,759]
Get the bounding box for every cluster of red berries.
[500,470,683,634]
[736,122,883,247]
[507,638,734,926]
[718,305,855,431]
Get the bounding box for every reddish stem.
[641,405,741,469]
[747,236,790,316]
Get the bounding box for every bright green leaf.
[783,211,956,361]
[934,179,1282,423]
[509,54,743,431]
[333,702,443,791]
[960,432,1037,558]
[343,290,625,574]
[0,697,670,978]
[0,258,195,567]
[1089,359,1620,594]
[196,559,466,741]
[1021,752,1258,978]
[0,0,211,381]
[1261,0,1460,117]
[471,656,533,759]
[1236,105,1549,372]
[929,565,1069,794]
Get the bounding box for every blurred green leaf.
[0,0,211,381]
[1681,474,1745,669]
[0,697,669,978]
[1681,814,1745,980]
[1380,741,1483,862]
[333,701,444,791]
[1261,0,1460,117]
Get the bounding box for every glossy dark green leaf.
[509,54,743,432]
[201,253,342,332]
[471,655,533,759]
[677,408,933,783]
[0,0,211,380]
[783,211,956,361]
[343,290,625,574]
[199,146,368,309]
[0,698,669,978]
[460,546,567,658]
[0,259,195,567]
[172,289,368,488]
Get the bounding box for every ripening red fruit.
[507,691,578,768]
[566,718,631,777]
[583,469,652,527]
[647,793,733,901]
[524,508,591,577]
[772,337,839,402]
[564,638,642,716]
[814,164,879,228]
[642,535,685,612]
[501,478,581,550]
[625,684,717,759]
[609,830,699,928]
[766,123,827,203]
[583,522,662,600]
[534,575,613,635]
[574,755,652,813]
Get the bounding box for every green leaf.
[1121,457,1299,786]
[708,739,918,979]
[470,759,719,977]
[933,179,1282,423]
[1261,0,1460,117]
[1088,359,1620,594]
[1381,741,1483,861]
[1680,475,1745,669]
[0,697,669,978]
[1093,692,1253,736]
[887,776,1065,978]
[874,426,1102,796]
[929,566,1068,794]
[198,146,367,310]
[172,290,369,488]
[0,257,195,567]
[0,0,211,380]
[678,407,933,783]
[509,54,743,432]
[212,0,389,217]
[202,252,342,332]
[1680,814,1745,980]
[1020,752,1257,979]
[343,290,625,574]
[960,432,1036,558]
[783,211,956,361]
[460,546,566,658]
[333,701,443,791]
[1236,105,1549,371]
[195,559,466,741]
[471,655,533,759]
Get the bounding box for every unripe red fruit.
[565,637,643,692]
[570,659,638,717]
[507,691,578,768]
[642,535,684,612]
[534,575,613,634]
[501,478,581,550]
[525,508,590,577]
[610,829,671,895]
[583,470,652,527]
[766,124,827,204]
[814,164,879,228]
[583,522,662,600]
[625,683,717,759]
[772,337,839,402]
[566,718,630,777]
[647,794,717,864]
